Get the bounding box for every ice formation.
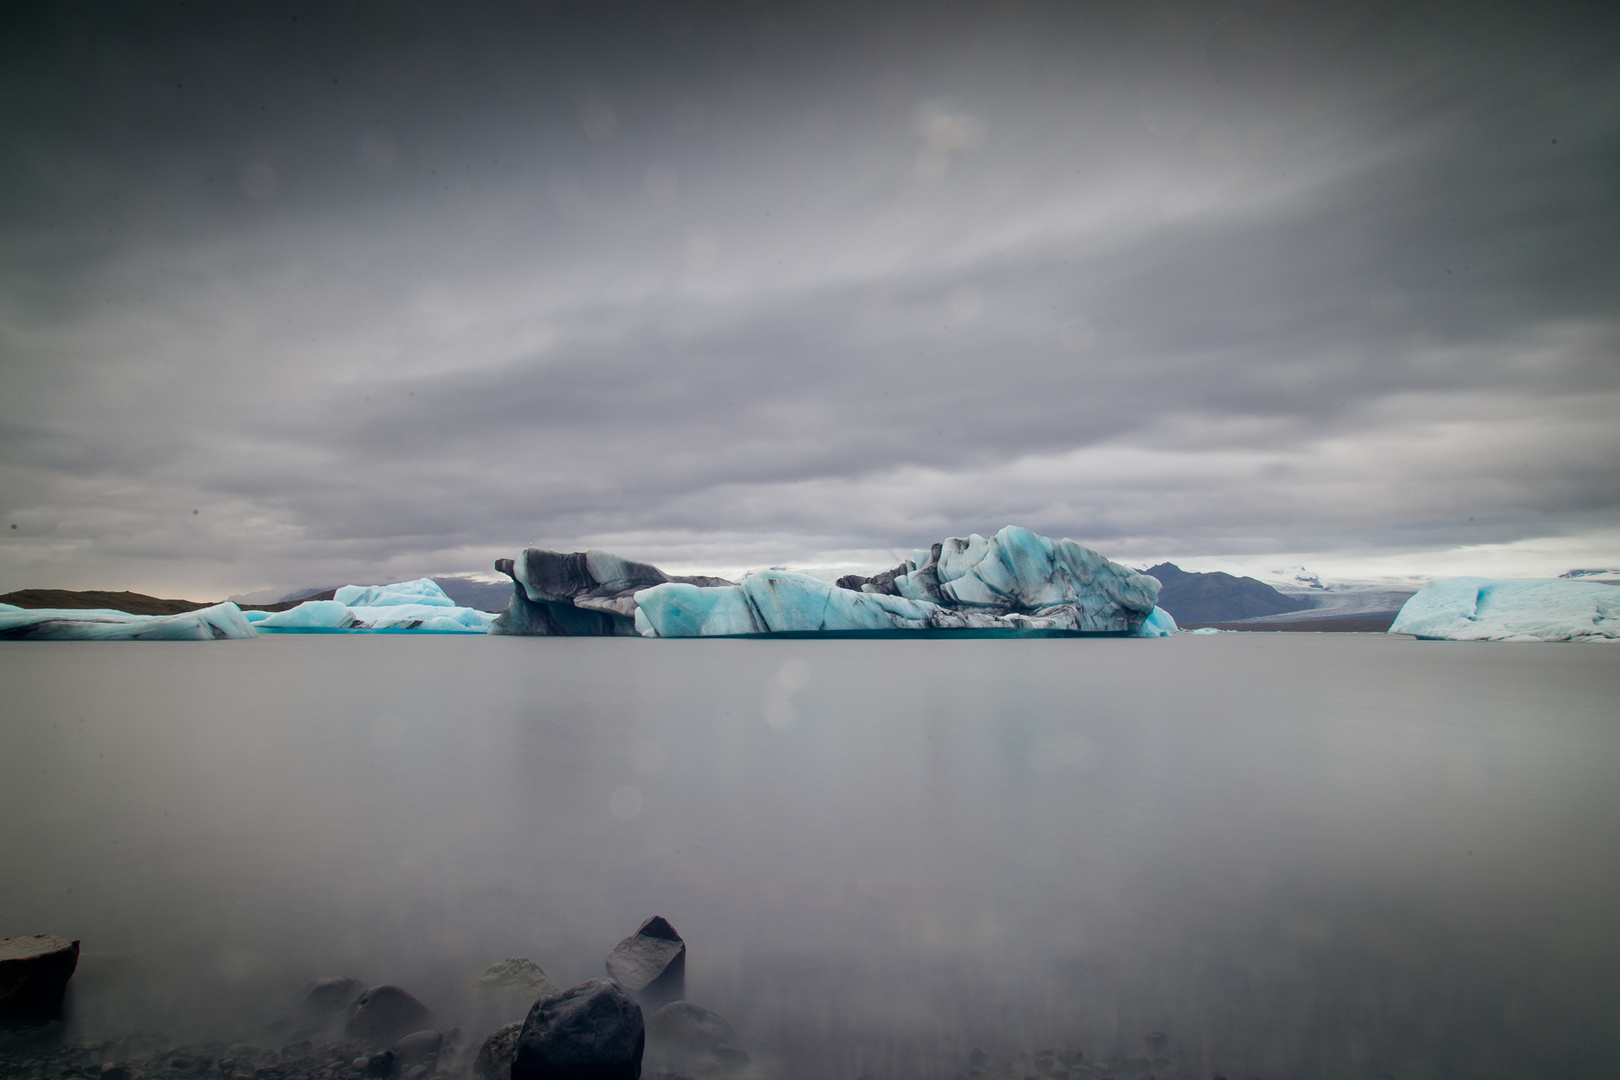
[246,578,494,634]
[0,602,256,641]
[1389,577,1620,642]
[495,526,1169,637]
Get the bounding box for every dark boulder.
[604,918,685,1009]
[345,985,434,1048]
[301,977,366,1019]
[646,1002,733,1051]
[512,978,644,1080]
[0,934,79,1020]
[473,1021,523,1080]
[390,1030,443,1068]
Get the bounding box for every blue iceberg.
[1389,577,1620,642]
[496,526,1169,637]
[0,601,256,641]
[246,578,494,634]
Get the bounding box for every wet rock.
[604,917,686,1009]
[0,934,79,1020]
[712,1045,749,1070]
[476,957,556,1002]
[302,978,367,1019]
[390,1030,442,1068]
[512,978,644,1080]
[362,1050,398,1079]
[646,1003,733,1051]
[345,986,435,1048]
[473,1022,522,1080]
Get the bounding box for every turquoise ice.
[1390,577,1619,642]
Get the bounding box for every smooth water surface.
[2,635,1617,1078]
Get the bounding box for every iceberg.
[495,526,1168,638]
[1389,577,1620,642]
[0,601,256,641]
[249,578,495,634]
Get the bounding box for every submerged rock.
[473,1022,523,1080]
[605,917,686,1009]
[0,934,79,1020]
[512,978,644,1080]
[390,1029,443,1067]
[646,1002,733,1051]
[301,976,366,1019]
[475,957,556,1000]
[345,985,435,1048]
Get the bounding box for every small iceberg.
[1389,577,1619,642]
[246,578,494,634]
[0,601,256,641]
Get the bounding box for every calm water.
[2,635,1617,1078]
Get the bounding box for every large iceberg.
[493,526,1169,637]
[0,601,256,641]
[245,578,494,634]
[1389,577,1620,642]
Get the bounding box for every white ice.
[1389,577,1620,642]
[0,602,256,641]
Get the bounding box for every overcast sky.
[2,0,1617,598]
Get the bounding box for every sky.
[2,0,1617,599]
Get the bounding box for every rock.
[475,957,556,999]
[301,977,367,1019]
[344,986,435,1048]
[604,917,686,1009]
[0,933,79,1019]
[362,1049,398,1078]
[646,1003,733,1051]
[472,1022,523,1080]
[389,1031,442,1068]
[712,1044,749,1070]
[512,978,644,1080]
[403,1066,428,1080]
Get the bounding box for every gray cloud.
[1,1,1617,595]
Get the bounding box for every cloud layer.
[2,1,1617,596]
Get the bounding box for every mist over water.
[3,636,1618,1078]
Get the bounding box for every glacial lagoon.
[3,634,1618,1078]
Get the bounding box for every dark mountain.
[1144,563,1316,624]
[434,576,515,613]
[0,589,212,616]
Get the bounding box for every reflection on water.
[2,635,1618,1077]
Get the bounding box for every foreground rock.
[1390,577,1620,642]
[475,957,556,1000]
[0,934,79,1019]
[474,1021,524,1080]
[646,1002,733,1051]
[492,526,1169,638]
[345,985,435,1047]
[605,917,686,1009]
[301,976,366,1020]
[513,978,644,1080]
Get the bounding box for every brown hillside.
[0,588,338,615]
[0,589,212,616]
